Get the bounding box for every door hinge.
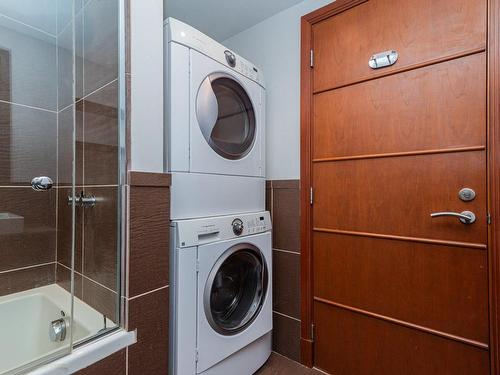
[310,187,314,205]
[195,349,199,363]
[311,323,315,342]
[310,49,314,68]
[196,260,200,273]
[488,213,492,225]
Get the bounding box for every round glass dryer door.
[196,73,256,160]
[204,244,268,335]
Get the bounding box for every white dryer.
[164,18,266,220]
[170,212,272,375]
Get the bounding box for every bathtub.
[0,284,134,375]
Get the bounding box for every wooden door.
[300,0,500,373]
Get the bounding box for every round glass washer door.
[204,244,268,336]
[196,73,256,160]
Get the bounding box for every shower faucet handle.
[31,176,53,191]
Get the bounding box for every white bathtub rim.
[27,329,137,375]
[0,284,116,336]
[0,284,121,374]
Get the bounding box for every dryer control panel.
[173,211,271,248]
[166,17,265,86]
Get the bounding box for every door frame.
[299,0,500,372]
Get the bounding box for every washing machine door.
[204,243,268,335]
[196,73,256,160]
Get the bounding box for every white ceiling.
[164,0,304,41]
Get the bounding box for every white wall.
[130,0,164,173]
[224,0,333,180]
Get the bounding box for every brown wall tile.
[273,250,300,319]
[76,349,126,375]
[58,103,83,186]
[272,180,300,190]
[126,73,131,169]
[128,288,169,375]
[82,277,119,323]
[83,0,118,95]
[0,263,55,297]
[0,188,56,272]
[272,187,300,252]
[129,186,169,297]
[0,23,56,110]
[56,263,83,299]
[273,312,301,363]
[125,0,131,75]
[57,187,83,272]
[58,15,83,110]
[266,185,272,213]
[83,186,118,291]
[0,48,11,103]
[128,171,171,187]
[83,82,118,186]
[0,102,57,186]
[267,179,302,364]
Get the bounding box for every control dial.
[232,218,244,236]
[224,50,236,67]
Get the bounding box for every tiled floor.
[256,353,324,375]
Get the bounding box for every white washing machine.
[164,18,266,220]
[170,212,272,375]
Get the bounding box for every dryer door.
[204,243,268,336]
[197,73,256,160]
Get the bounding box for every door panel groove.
[314,297,489,350]
[313,145,486,163]
[313,151,487,244]
[313,228,487,249]
[312,46,486,94]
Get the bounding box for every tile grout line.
[273,247,300,255]
[58,262,118,295]
[59,77,119,115]
[0,99,57,114]
[0,261,56,275]
[81,77,119,104]
[0,13,57,38]
[128,284,170,301]
[273,310,301,323]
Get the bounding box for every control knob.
[224,50,236,67]
[232,218,244,236]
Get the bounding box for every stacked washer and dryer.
[164,18,272,375]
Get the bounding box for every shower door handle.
[31,176,53,191]
[68,192,97,207]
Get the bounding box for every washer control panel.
[232,218,244,236]
[174,211,271,248]
[246,215,268,234]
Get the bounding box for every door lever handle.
[430,211,476,225]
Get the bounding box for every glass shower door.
[0,1,76,373]
[0,0,123,372]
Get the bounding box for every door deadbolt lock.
[458,188,476,202]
